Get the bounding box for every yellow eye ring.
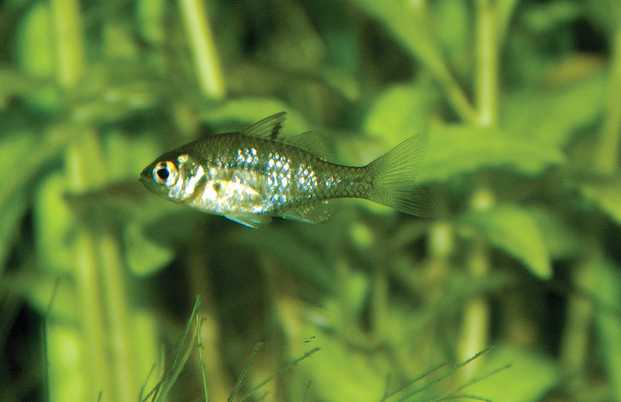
[153,161,177,184]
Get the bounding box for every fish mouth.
[139,167,151,183]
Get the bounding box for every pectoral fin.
[224,213,272,229]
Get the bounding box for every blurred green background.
[2,0,621,401]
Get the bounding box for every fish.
[140,112,427,228]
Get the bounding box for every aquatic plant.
[1,1,620,402]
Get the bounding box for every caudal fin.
[366,134,430,217]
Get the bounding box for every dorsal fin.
[282,131,332,160]
[242,112,287,140]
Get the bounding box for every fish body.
[140,112,425,227]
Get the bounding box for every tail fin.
[366,134,430,217]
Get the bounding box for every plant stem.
[475,0,498,127]
[411,0,478,124]
[437,64,479,125]
[560,257,594,375]
[99,229,139,402]
[50,0,84,88]
[52,1,143,401]
[64,134,114,400]
[50,0,116,399]
[458,0,498,379]
[427,220,453,303]
[594,29,621,174]
[562,28,621,387]
[187,244,231,402]
[371,254,388,339]
[178,0,226,99]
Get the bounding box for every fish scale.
[205,134,371,212]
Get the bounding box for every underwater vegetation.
[1,0,621,401]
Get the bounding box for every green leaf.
[124,223,174,277]
[15,2,58,110]
[0,67,56,108]
[351,0,447,80]
[46,323,88,402]
[64,179,196,275]
[0,126,77,215]
[497,0,520,45]
[201,98,310,134]
[301,335,386,402]
[502,72,606,148]
[0,190,28,274]
[3,269,77,322]
[317,66,361,101]
[522,1,581,33]
[70,63,163,124]
[579,177,621,225]
[460,205,552,279]
[351,1,476,122]
[591,259,621,401]
[430,0,471,77]
[527,207,582,259]
[465,345,560,402]
[364,81,438,146]
[586,1,621,34]
[235,226,335,291]
[418,124,565,184]
[102,131,165,182]
[150,299,202,402]
[257,1,325,71]
[2,131,69,273]
[137,0,167,45]
[16,2,54,77]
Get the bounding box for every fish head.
[140,152,203,203]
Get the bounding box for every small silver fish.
[140,112,426,228]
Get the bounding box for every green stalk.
[410,0,478,124]
[371,255,388,339]
[426,221,453,303]
[262,261,302,402]
[52,1,143,400]
[64,134,114,400]
[419,220,453,368]
[458,0,498,379]
[593,29,621,400]
[187,245,231,402]
[50,0,84,88]
[436,64,479,125]
[178,0,226,99]
[561,28,621,386]
[474,0,498,128]
[50,0,116,399]
[99,230,140,402]
[560,257,594,375]
[594,29,621,174]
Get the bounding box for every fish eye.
[156,167,169,180]
[153,161,177,185]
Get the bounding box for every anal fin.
[224,213,272,229]
[279,201,332,224]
